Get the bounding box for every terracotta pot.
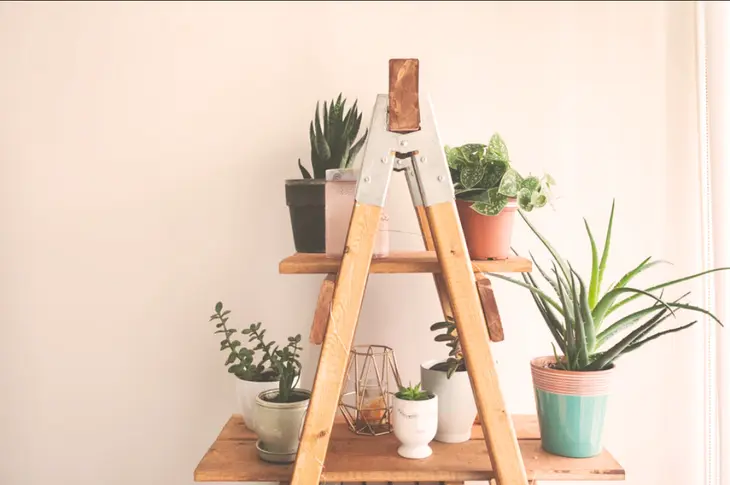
[455,199,517,260]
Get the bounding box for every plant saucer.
[255,440,296,464]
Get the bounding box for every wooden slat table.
[194,415,625,483]
[278,252,532,275]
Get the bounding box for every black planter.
[285,179,326,253]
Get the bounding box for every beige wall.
[0,2,703,485]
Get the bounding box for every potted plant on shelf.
[253,333,310,464]
[207,302,283,430]
[420,318,476,443]
[286,94,369,254]
[488,201,727,458]
[446,133,554,260]
[392,383,438,459]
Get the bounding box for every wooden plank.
[388,59,420,133]
[214,414,540,442]
[475,273,505,342]
[415,205,454,319]
[290,203,383,485]
[426,201,527,485]
[194,421,625,482]
[310,274,336,345]
[279,252,532,274]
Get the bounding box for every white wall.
[0,2,703,485]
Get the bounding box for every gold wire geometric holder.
[338,344,403,436]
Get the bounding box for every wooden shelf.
[194,415,625,482]
[279,251,532,274]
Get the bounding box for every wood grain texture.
[426,201,527,485]
[194,419,624,483]
[290,203,383,485]
[475,273,505,342]
[310,274,336,345]
[388,59,420,133]
[415,205,454,320]
[212,414,540,442]
[279,252,532,274]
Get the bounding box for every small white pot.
[235,378,279,430]
[421,359,477,443]
[393,394,438,459]
[253,388,311,458]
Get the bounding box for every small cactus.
[298,93,369,179]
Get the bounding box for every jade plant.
[429,318,465,378]
[208,302,303,399]
[488,201,727,371]
[298,94,369,179]
[395,382,434,401]
[445,133,554,216]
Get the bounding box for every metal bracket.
[355,94,455,208]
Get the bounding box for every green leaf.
[531,191,548,208]
[215,302,223,313]
[574,268,596,353]
[623,321,697,354]
[517,188,533,211]
[483,160,508,188]
[225,352,237,365]
[521,176,540,191]
[597,200,615,297]
[298,159,312,179]
[487,272,565,315]
[486,133,509,161]
[518,209,571,282]
[570,271,589,368]
[460,165,485,189]
[434,334,456,342]
[592,286,675,328]
[430,321,451,331]
[596,305,671,347]
[497,168,522,197]
[612,257,669,293]
[584,219,600,310]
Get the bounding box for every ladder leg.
[290,203,383,485]
[414,205,454,319]
[426,201,528,485]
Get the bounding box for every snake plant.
[298,93,369,179]
[488,201,727,371]
[445,133,555,216]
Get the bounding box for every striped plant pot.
[530,356,614,458]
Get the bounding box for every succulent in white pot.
[420,318,477,443]
[206,302,300,432]
[393,383,438,459]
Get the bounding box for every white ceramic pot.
[253,388,311,459]
[420,359,477,443]
[393,394,438,459]
[235,378,279,430]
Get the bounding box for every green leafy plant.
[445,133,555,216]
[208,302,278,382]
[488,201,727,371]
[298,93,369,179]
[268,334,304,403]
[429,318,465,378]
[395,382,434,401]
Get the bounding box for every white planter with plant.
[421,319,476,443]
[208,302,280,430]
[393,383,438,459]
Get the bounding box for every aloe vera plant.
[488,201,727,371]
[445,133,555,216]
[298,93,369,179]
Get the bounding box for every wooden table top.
[194,414,625,482]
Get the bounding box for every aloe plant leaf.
[323,101,329,138]
[596,305,672,347]
[347,130,368,166]
[623,321,698,354]
[551,342,566,370]
[584,219,600,309]
[573,268,596,352]
[525,271,565,338]
[487,272,565,315]
[606,266,730,317]
[569,270,589,368]
[613,257,671,293]
[298,159,312,179]
[596,200,615,296]
[314,105,330,163]
[518,210,571,281]
[592,286,674,329]
[530,252,562,297]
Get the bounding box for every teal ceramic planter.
[531,356,614,458]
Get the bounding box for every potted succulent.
[420,318,476,443]
[287,94,368,253]
[392,383,438,459]
[446,133,554,260]
[489,201,727,458]
[253,333,310,464]
[207,302,284,430]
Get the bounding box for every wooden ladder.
[290,59,528,485]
